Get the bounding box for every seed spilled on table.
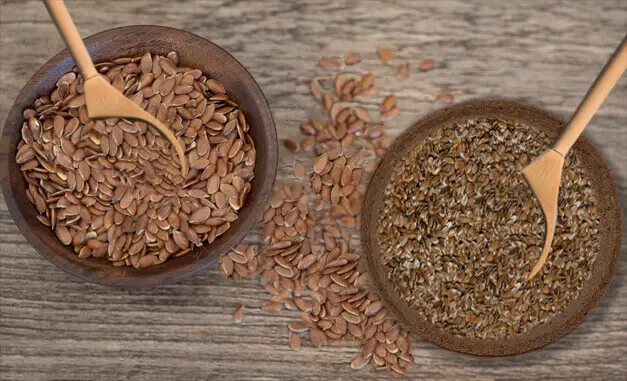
[215,45,437,376]
[233,304,245,324]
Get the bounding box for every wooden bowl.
[361,99,622,356]
[0,26,278,288]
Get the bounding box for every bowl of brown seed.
[0,25,278,287]
[361,99,621,356]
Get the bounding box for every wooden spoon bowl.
[0,26,278,288]
[360,99,622,356]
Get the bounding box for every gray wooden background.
[1,0,625,380]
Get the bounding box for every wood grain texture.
[1,0,626,380]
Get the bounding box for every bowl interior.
[361,99,622,356]
[0,26,277,287]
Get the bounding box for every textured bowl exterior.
[361,99,622,356]
[0,26,278,288]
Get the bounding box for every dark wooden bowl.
[0,26,278,288]
[361,99,622,356]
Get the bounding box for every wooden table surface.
[1,1,626,380]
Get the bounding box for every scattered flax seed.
[288,321,309,333]
[221,255,234,277]
[344,52,362,65]
[313,153,329,174]
[377,46,393,65]
[417,59,436,71]
[319,56,342,71]
[221,48,416,376]
[361,72,375,88]
[379,118,600,340]
[289,331,302,350]
[310,79,324,98]
[354,107,372,122]
[322,92,334,110]
[350,355,370,370]
[233,304,245,324]
[382,105,400,118]
[396,62,410,78]
[255,56,407,373]
[436,92,454,103]
[220,245,259,279]
[381,95,397,115]
[283,139,299,152]
[261,301,283,313]
[293,160,307,179]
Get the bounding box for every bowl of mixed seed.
[361,99,621,355]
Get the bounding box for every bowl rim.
[360,99,622,356]
[0,25,278,288]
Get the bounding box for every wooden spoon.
[43,0,189,176]
[523,35,626,280]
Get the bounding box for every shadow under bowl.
[0,25,278,288]
[361,99,622,356]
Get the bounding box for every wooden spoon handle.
[553,35,627,156]
[44,0,98,80]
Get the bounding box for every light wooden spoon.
[523,35,626,280]
[44,0,189,176]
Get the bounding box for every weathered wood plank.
[1,0,625,380]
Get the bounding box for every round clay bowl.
[0,26,278,288]
[361,99,622,356]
